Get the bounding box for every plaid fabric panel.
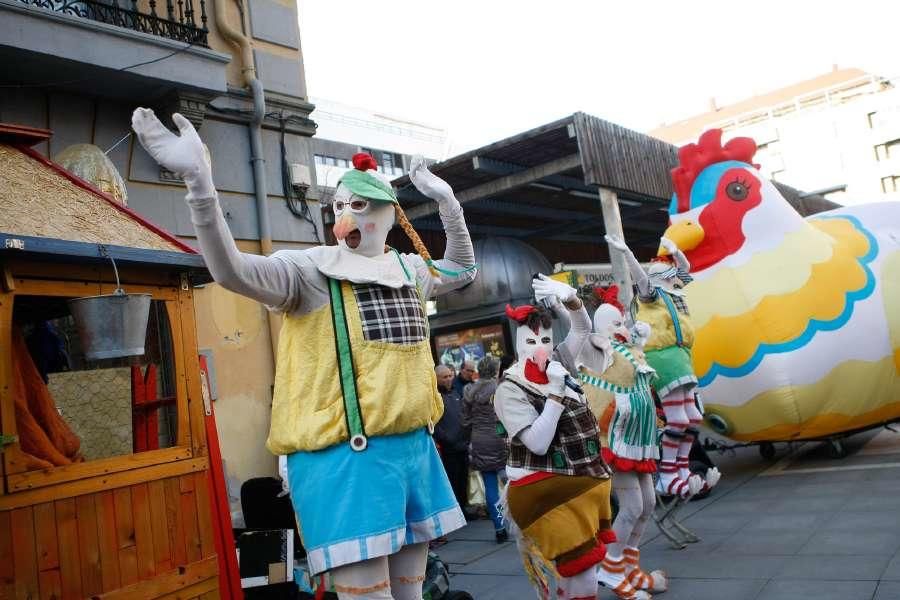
[505,381,608,478]
[642,286,690,315]
[352,283,427,345]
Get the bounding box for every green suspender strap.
[328,278,368,452]
[658,288,684,347]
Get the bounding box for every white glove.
[632,321,651,348]
[532,274,577,304]
[132,108,215,200]
[409,155,457,207]
[604,234,629,252]
[545,360,569,397]
[659,236,678,255]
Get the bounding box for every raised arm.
[532,275,590,361]
[132,109,301,310]
[660,236,690,274]
[605,234,651,298]
[407,157,476,297]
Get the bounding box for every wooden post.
[599,187,634,310]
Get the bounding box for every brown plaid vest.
[502,378,610,478]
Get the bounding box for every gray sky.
[298,1,900,154]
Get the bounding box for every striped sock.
[597,555,647,599]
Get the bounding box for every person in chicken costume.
[536,280,664,599]
[605,234,720,500]
[131,108,477,600]
[494,289,613,600]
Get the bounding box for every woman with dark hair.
[462,355,508,542]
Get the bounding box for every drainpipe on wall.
[213,2,281,360]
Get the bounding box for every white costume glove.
[132,108,215,200]
[614,393,632,416]
[545,360,569,397]
[532,274,577,304]
[604,234,629,253]
[632,321,651,348]
[409,155,457,209]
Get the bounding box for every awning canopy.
[390,112,839,263]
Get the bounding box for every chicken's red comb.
[505,304,537,324]
[352,153,378,171]
[670,129,759,214]
[593,285,623,312]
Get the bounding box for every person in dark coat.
[462,355,509,542]
[434,364,470,510]
[452,359,477,397]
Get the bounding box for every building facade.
[1,0,321,483]
[310,96,448,189]
[651,67,900,205]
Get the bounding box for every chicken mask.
[592,303,630,345]
[507,305,554,383]
[647,261,686,296]
[332,154,399,258]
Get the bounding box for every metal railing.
[19,0,208,46]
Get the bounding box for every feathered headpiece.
[506,304,551,334]
[592,285,623,312]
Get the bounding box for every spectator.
[434,364,470,511]
[452,360,477,396]
[498,354,514,379]
[462,355,509,543]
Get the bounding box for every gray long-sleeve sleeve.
[410,200,477,298]
[186,195,303,308]
[559,303,592,364]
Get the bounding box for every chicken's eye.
[725,180,749,201]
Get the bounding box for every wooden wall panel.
[96,491,123,593]
[76,494,104,596]
[131,483,157,581]
[179,475,202,564]
[54,498,82,600]
[1,468,219,600]
[0,511,13,598]
[11,507,39,599]
[113,488,139,587]
[192,473,216,559]
[147,481,173,572]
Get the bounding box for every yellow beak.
[659,220,705,256]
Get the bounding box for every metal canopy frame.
[391,112,840,268]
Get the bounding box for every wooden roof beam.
[404,153,582,221]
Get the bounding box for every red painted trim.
[0,123,52,146]
[556,540,606,577]
[12,143,197,254]
[200,355,242,599]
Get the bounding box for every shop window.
[882,176,900,194]
[11,295,179,468]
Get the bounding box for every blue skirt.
[287,428,465,575]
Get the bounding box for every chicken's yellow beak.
[659,220,705,256]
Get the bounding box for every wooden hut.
[0,124,230,599]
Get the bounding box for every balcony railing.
[17,0,208,46]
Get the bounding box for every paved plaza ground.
[441,428,900,600]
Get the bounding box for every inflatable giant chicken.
[661,129,900,443]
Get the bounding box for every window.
[881,175,900,194]
[361,148,406,177]
[868,112,878,129]
[11,295,179,466]
[314,154,325,165]
[875,139,900,162]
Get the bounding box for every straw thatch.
[0,144,182,252]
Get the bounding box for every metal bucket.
[67,289,152,360]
